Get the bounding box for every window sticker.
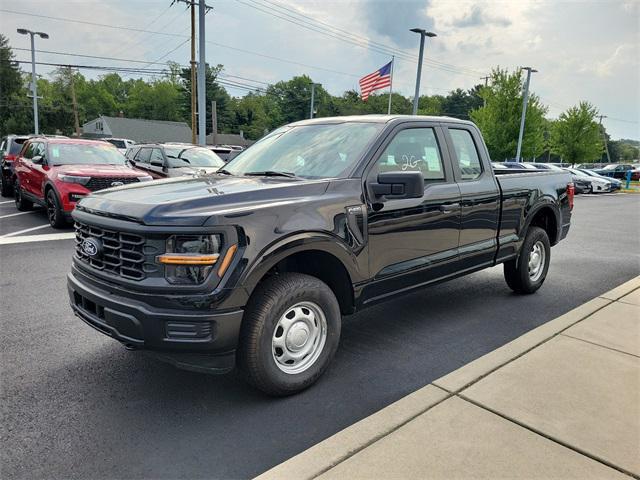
[51,146,60,158]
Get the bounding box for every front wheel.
[504,226,551,294]
[237,272,341,396]
[46,189,67,229]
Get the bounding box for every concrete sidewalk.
[257,277,640,480]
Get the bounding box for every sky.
[1,0,639,140]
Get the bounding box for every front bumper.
[67,270,243,373]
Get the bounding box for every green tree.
[470,68,547,161]
[550,102,602,163]
[0,34,31,136]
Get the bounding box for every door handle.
[439,203,460,213]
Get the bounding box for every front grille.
[75,221,147,280]
[85,177,139,192]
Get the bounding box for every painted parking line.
[0,232,76,246]
[0,211,36,219]
[0,224,53,238]
[0,200,15,204]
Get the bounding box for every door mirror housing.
[31,155,44,164]
[371,171,424,199]
[150,159,164,167]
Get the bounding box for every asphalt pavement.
[1,193,639,479]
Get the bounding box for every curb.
[255,276,640,480]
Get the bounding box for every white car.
[566,168,612,193]
[104,138,136,155]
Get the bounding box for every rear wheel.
[237,272,341,396]
[14,181,33,211]
[504,226,550,294]
[46,189,67,229]
[1,173,13,197]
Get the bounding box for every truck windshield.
[223,122,383,179]
[48,143,126,165]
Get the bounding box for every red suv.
[13,138,152,228]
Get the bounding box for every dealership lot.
[1,194,639,479]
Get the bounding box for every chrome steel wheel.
[528,240,546,282]
[272,301,327,375]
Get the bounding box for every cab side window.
[34,142,46,159]
[373,128,445,182]
[135,148,152,164]
[449,129,482,180]
[22,142,35,159]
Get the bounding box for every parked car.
[580,169,622,191]
[127,143,225,178]
[526,163,564,171]
[207,146,233,161]
[497,161,538,170]
[104,138,136,154]
[594,164,636,179]
[68,116,573,395]
[12,138,152,228]
[1,135,31,196]
[565,168,611,193]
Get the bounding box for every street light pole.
[515,66,537,162]
[309,83,320,119]
[17,28,49,135]
[598,115,611,163]
[410,28,436,115]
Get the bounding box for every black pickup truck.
[68,115,573,395]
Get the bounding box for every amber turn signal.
[217,244,238,277]
[157,254,220,265]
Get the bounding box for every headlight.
[138,175,153,182]
[59,174,90,185]
[157,234,222,284]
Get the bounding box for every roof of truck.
[289,114,473,127]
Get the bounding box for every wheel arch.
[525,204,560,246]
[241,234,359,315]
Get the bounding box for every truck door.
[444,125,500,268]
[364,124,461,301]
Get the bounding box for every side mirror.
[371,171,424,199]
[31,155,44,164]
[150,160,164,167]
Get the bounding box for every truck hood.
[76,174,330,226]
[53,164,143,177]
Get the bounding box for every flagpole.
[387,56,394,115]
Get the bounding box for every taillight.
[567,183,575,211]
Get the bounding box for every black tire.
[1,174,13,197]
[504,226,551,294]
[14,181,33,211]
[237,272,341,396]
[46,188,67,229]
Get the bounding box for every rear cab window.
[448,128,483,181]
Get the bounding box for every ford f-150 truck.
[68,116,573,395]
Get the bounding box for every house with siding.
[83,116,192,143]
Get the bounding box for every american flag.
[359,61,392,101]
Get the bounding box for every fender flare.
[239,232,361,297]
[521,200,561,245]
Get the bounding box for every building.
[83,116,192,143]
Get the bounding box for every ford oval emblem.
[81,238,101,257]
[111,181,124,187]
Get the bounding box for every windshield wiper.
[217,168,234,175]
[244,170,297,178]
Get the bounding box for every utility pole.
[410,29,437,115]
[190,2,197,144]
[175,0,198,144]
[480,75,490,107]
[309,83,320,119]
[197,0,208,145]
[515,66,537,162]
[17,28,49,135]
[211,100,217,145]
[68,67,81,137]
[598,115,611,163]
